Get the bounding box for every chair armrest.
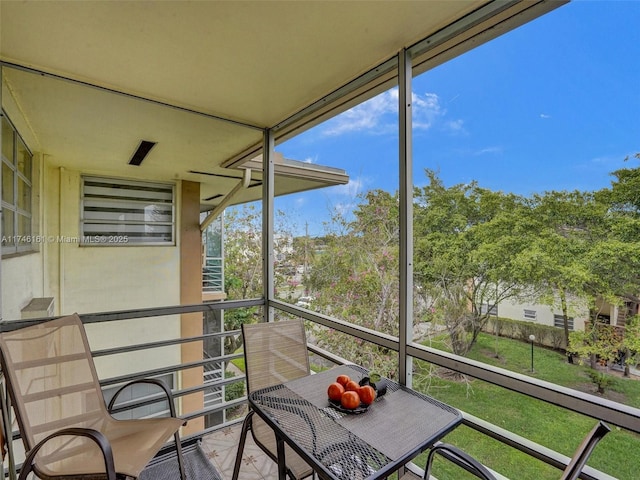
[107,378,179,418]
[425,443,497,480]
[19,427,116,480]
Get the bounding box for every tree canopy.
[224,159,640,370]
[413,169,539,355]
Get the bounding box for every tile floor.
[199,423,417,480]
[200,422,279,480]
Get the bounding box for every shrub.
[484,317,566,351]
[587,369,616,394]
[548,328,565,349]
[224,370,245,402]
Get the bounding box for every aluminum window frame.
[1,111,33,255]
[80,175,176,246]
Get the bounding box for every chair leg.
[232,410,254,480]
[174,431,187,480]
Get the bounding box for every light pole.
[529,334,536,372]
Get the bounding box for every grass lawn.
[230,348,245,372]
[412,332,640,479]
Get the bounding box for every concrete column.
[180,180,204,432]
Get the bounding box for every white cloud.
[320,88,461,136]
[540,113,551,119]
[589,154,622,166]
[474,146,504,156]
[412,92,444,130]
[574,153,628,173]
[332,178,364,197]
[322,91,397,136]
[444,119,465,133]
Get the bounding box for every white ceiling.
[0,0,563,208]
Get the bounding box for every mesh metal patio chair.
[0,313,186,480]
[424,420,610,480]
[424,442,497,480]
[232,319,314,480]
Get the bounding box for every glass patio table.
[248,364,462,480]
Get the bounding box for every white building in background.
[488,294,637,333]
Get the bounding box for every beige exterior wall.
[49,167,183,378]
[498,298,590,332]
[45,167,181,315]
[0,251,44,320]
[2,154,185,378]
[1,82,46,321]
[2,79,209,427]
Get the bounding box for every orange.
[358,385,376,405]
[336,374,351,387]
[341,390,361,410]
[345,380,360,392]
[327,382,345,401]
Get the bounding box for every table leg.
[276,435,287,480]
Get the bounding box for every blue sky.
[275,1,640,236]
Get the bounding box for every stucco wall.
[48,168,181,315]
[0,252,45,321]
[1,158,184,376]
[1,82,45,321]
[499,298,589,332]
[2,77,196,403]
[45,167,183,377]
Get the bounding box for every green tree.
[413,170,536,355]
[222,205,262,353]
[223,204,303,353]
[582,158,640,369]
[224,204,263,301]
[621,315,640,376]
[224,204,300,302]
[523,190,607,356]
[602,153,640,217]
[568,322,623,366]
[563,158,640,369]
[597,154,640,286]
[308,190,401,377]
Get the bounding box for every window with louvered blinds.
[554,314,574,330]
[81,176,175,245]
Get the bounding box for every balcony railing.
[203,256,224,293]
[1,299,638,479]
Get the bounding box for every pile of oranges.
[327,374,376,410]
